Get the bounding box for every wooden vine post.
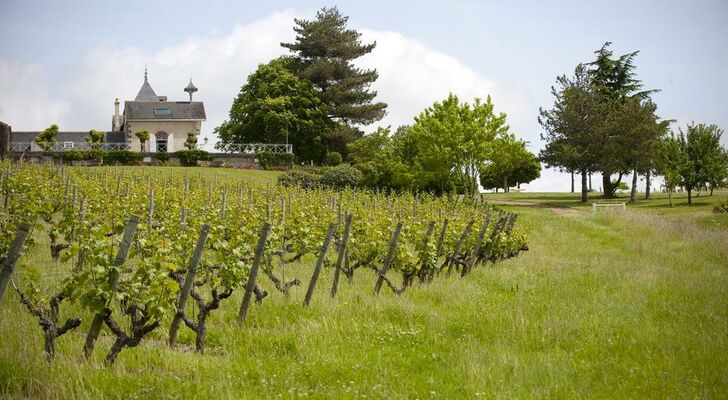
[169,223,210,347]
[462,213,491,277]
[83,215,139,360]
[445,220,474,276]
[0,222,32,306]
[373,222,403,294]
[304,223,336,307]
[237,222,271,326]
[481,215,507,266]
[330,214,353,298]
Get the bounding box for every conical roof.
[135,69,158,101]
[184,79,198,92]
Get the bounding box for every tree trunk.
[645,170,651,200]
[710,184,714,196]
[503,176,509,193]
[629,168,638,204]
[589,172,593,191]
[668,187,673,207]
[44,328,56,361]
[687,188,692,205]
[602,172,613,198]
[196,315,207,353]
[105,337,126,366]
[570,171,575,193]
[581,170,588,203]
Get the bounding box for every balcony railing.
[212,143,293,154]
[10,142,130,152]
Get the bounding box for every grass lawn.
[1,167,726,399]
[484,189,728,230]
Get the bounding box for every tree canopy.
[480,135,541,192]
[348,94,537,195]
[281,6,387,126]
[215,57,332,163]
[540,43,668,201]
[539,65,605,201]
[408,94,509,195]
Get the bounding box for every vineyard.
[0,162,527,366]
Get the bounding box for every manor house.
[115,70,206,152]
[9,70,205,153]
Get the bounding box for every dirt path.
[489,200,585,216]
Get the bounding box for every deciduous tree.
[215,57,331,163]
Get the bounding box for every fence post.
[481,216,507,266]
[0,222,32,306]
[83,215,139,360]
[169,223,210,347]
[463,214,490,277]
[331,214,353,298]
[373,222,403,294]
[237,222,271,326]
[304,223,336,307]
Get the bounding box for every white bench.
[592,202,626,214]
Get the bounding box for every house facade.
[8,70,205,153]
[115,70,206,152]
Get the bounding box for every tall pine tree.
[588,42,658,197]
[281,7,387,155]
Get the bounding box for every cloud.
[358,29,534,137]
[0,60,69,129]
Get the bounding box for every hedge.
[175,149,212,166]
[257,151,294,170]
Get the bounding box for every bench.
[592,202,626,214]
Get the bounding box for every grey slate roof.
[135,76,159,101]
[124,101,206,120]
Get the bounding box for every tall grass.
[1,169,726,399]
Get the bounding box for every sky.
[1,0,726,191]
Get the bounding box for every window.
[63,142,74,149]
[154,108,171,116]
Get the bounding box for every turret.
[184,79,198,102]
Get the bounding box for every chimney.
[113,98,121,131]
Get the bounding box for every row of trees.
[347,95,539,195]
[216,7,540,194]
[657,123,727,205]
[540,42,727,203]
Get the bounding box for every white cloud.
[358,29,534,137]
[0,60,69,129]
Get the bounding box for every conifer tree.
[281,7,387,127]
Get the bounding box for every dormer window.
[154,107,171,116]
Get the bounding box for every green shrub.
[320,164,362,190]
[155,152,170,163]
[714,199,728,213]
[175,149,212,166]
[257,151,294,170]
[54,150,141,165]
[104,150,142,165]
[278,170,321,189]
[56,150,103,163]
[325,151,342,166]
